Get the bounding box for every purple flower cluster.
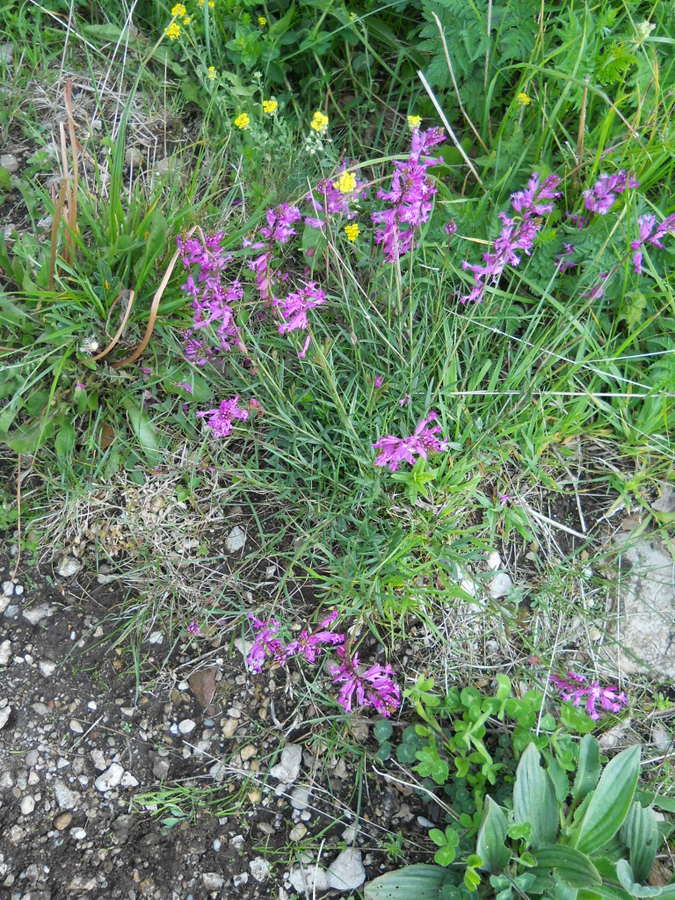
[583,170,638,215]
[630,213,675,275]
[246,612,401,717]
[273,282,327,357]
[372,411,448,471]
[461,173,561,303]
[196,395,248,437]
[372,128,446,261]
[305,164,366,228]
[550,671,628,721]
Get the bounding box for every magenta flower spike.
[550,671,628,721]
[329,646,401,717]
[583,170,638,215]
[372,411,448,472]
[630,213,675,274]
[196,395,248,437]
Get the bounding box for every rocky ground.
[0,554,440,900]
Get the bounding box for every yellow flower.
[234,112,250,130]
[333,171,357,194]
[171,3,187,16]
[344,223,359,242]
[262,99,278,114]
[407,114,422,130]
[310,110,329,132]
[207,66,217,80]
[516,92,532,106]
[258,15,267,26]
[164,22,181,39]
[182,15,192,24]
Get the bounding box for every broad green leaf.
[636,791,675,814]
[572,745,640,855]
[55,420,76,460]
[533,844,601,886]
[513,743,559,848]
[364,864,458,899]
[615,859,675,897]
[572,735,601,805]
[476,797,510,873]
[620,802,659,883]
[124,400,162,465]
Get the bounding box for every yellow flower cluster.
[165,22,181,39]
[407,114,421,130]
[197,0,215,7]
[258,15,267,26]
[333,171,356,194]
[310,110,329,133]
[234,113,250,130]
[516,92,533,106]
[171,2,186,15]
[262,99,278,114]
[207,66,217,80]
[344,223,359,242]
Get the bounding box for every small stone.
[327,848,366,891]
[2,580,13,596]
[153,758,170,780]
[56,556,82,578]
[39,660,57,677]
[270,743,302,784]
[486,551,501,571]
[53,780,79,810]
[148,631,163,645]
[225,525,246,553]
[489,572,513,599]
[240,744,257,761]
[121,771,139,788]
[71,827,87,840]
[14,584,23,596]
[290,786,311,811]
[289,824,307,841]
[70,719,84,734]
[221,718,239,739]
[202,872,224,891]
[90,749,106,770]
[0,706,11,729]
[94,762,124,792]
[342,824,358,844]
[54,812,72,830]
[23,604,55,625]
[20,796,35,815]
[0,153,17,173]
[247,789,262,803]
[249,858,270,883]
[0,640,10,665]
[178,719,196,735]
[232,873,249,888]
[289,866,329,894]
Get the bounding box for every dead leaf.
[189,666,218,709]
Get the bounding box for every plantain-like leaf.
[513,743,559,848]
[533,844,601,886]
[476,797,510,873]
[572,734,601,805]
[364,864,460,900]
[571,745,640,856]
[620,801,659,883]
[615,859,675,898]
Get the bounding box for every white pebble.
[20,796,35,815]
[178,719,196,735]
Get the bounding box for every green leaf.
[533,844,601,886]
[513,743,559,847]
[123,400,162,465]
[55,420,76,461]
[620,801,659,882]
[364,864,458,900]
[615,859,675,898]
[635,791,675,814]
[373,720,394,743]
[434,844,457,867]
[572,735,601,805]
[572,745,640,855]
[476,797,510,873]
[561,702,597,734]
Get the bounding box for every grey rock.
[178,718,196,735]
[289,865,329,893]
[94,762,124,792]
[611,533,674,679]
[70,827,87,840]
[120,771,138,788]
[489,572,513,599]
[225,525,246,553]
[0,706,11,729]
[56,556,82,578]
[651,482,675,514]
[90,749,106,771]
[0,640,10,665]
[232,873,249,888]
[53,780,79,810]
[22,604,55,625]
[202,872,224,891]
[249,857,270,883]
[0,154,18,174]
[2,580,13,596]
[38,660,56,677]
[20,795,35,815]
[69,719,84,733]
[290,786,311,810]
[327,848,366,891]
[153,758,170,780]
[270,743,302,784]
[289,823,307,841]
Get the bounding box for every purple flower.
[329,646,401,717]
[556,243,576,272]
[274,282,327,341]
[245,615,287,672]
[583,170,638,215]
[398,393,411,407]
[444,220,457,237]
[177,381,193,393]
[284,610,346,663]
[259,203,302,245]
[550,671,628,721]
[374,375,384,388]
[371,128,445,262]
[566,213,587,229]
[196,395,249,437]
[373,411,448,472]
[460,173,561,303]
[582,271,610,300]
[305,162,367,225]
[498,493,511,506]
[187,620,202,635]
[630,213,675,275]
